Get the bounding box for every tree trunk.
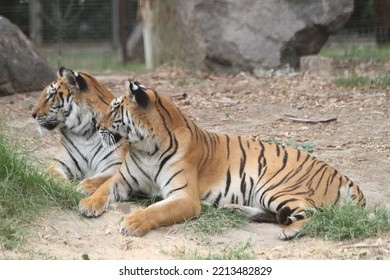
[139,0,180,70]
[373,0,390,45]
[29,0,42,46]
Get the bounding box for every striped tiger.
[78,80,365,239]
[31,67,127,195]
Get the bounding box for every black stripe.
[59,140,83,175]
[275,198,299,212]
[238,136,246,177]
[61,132,88,164]
[100,148,117,162]
[225,135,230,160]
[313,165,328,191]
[296,149,301,161]
[247,176,255,206]
[149,144,159,156]
[52,158,74,179]
[167,183,188,197]
[156,93,173,122]
[257,141,265,177]
[240,172,247,202]
[130,154,151,180]
[307,162,328,187]
[224,168,231,196]
[213,192,222,207]
[276,144,280,157]
[124,159,139,186]
[119,170,132,189]
[155,135,178,181]
[100,161,122,173]
[163,169,184,188]
[89,143,103,165]
[178,109,193,137]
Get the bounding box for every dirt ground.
[0,63,389,260]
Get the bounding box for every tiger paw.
[77,179,100,196]
[119,210,152,237]
[223,204,243,211]
[78,195,109,217]
[279,222,304,240]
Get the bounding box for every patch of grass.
[262,136,316,154]
[128,195,248,236]
[180,241,256,260]
[299,204,390,241]
[81,254,90,260]
[0,121,82,249]
[183,203,248,235]
[0,220,24,250]
[42,50,146,73]
[332,75,390,88]
[127,193,162,207]
[320,45,390,62]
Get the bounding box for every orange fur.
[79,81,365,239]
[32,67,127,194]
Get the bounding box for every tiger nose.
[32,112,37,119]
[96,123,100,130]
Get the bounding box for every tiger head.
[32,67,113,134]
[97,80,182,148]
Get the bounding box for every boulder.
[174,0,353,74]
[0,16,55,96]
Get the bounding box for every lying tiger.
[78,81,365,239]
[31,67,127,194]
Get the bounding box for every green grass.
[128,195,249,236]
[321,45,390,88]
[0,122,82,249]
[320,44,390,62]
[41,50,146,73]
[262,136,316,154]
[183,203,248,235]
[129,196,249,235]
[299,205,390,241]
[332,75,390,88]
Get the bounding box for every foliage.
[262,136,316,154]
[42,48,146,73]
[332,75,390,88]
[182,203,248,235]
[320,45,390,62]
[0,121,81,249]
[128,195,249,236]
[299,204,390,241]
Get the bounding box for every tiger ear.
[128,80,149,108]
[58,67,87,91]
[57,66,66,78]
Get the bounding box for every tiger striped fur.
[78,80,365,239]
[31,67,127,195]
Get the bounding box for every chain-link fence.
[1,0,142,72]
[0,0,387,72]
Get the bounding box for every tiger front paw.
[78,195,109,217]
[119,210,153,237]
[279,220,306,240]
[77,179,100,196]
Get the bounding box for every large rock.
[0,16,55,96]
[175,0,353,73]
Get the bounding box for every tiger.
[78,80,365,240]
[31,67,127,195]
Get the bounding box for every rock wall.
[146,0,353,74]
[0,16,55,96]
